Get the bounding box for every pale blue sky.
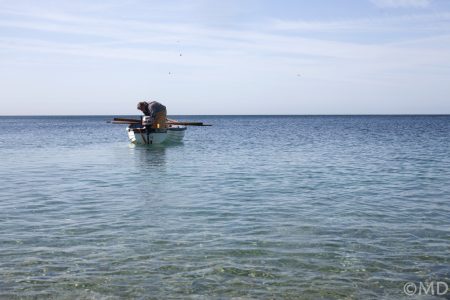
[1,0,450,115]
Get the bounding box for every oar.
[110,120,140,124]
[113,117,141,123]
[166,121,211,126]
[110,117,211,126]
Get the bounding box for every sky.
[1,0,450,115]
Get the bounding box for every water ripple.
[0,116,449,299]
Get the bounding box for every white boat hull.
[127,125,186,145]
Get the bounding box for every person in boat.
[137,101,167,129]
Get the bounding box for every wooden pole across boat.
[110,117,211,126]
[166,121,211,126]
[110,120,140,124]
[113,117,141,123]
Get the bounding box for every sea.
[0,115,449,299]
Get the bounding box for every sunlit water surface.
[0,116,449,299]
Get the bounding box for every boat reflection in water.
[128,143,167,169]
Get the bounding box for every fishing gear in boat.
[110,100,211,144]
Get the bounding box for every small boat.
[127,123,186,145]
[111,117,210,145]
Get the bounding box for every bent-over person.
[137,101,167,129]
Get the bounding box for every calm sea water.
[0,115,449,299]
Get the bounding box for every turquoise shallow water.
[0,115,449,299]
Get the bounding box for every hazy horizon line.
[1,114,449,117]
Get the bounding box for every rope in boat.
[140,131,147,144]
